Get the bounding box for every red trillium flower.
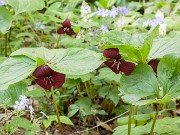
[57,18,75,36]
[103,48,121,59]
[33,65,65,90]
[148,59,159,74]
[119,60,136,75]
[103,48,135,75]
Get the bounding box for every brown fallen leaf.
[96,121,113,132]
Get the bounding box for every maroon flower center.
[63,27,70,32]
[111,59,121,70]
[44,75,54,85]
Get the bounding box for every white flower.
[143,10,165,28]
[100,25,109,33]
[159,23,166,36]
[81,0,91,17]
[29,105,35,117]
[14,95,29,111]
[115,17,125,30]
[89,28,99,38]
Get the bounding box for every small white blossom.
[89,28,99,38]
[100,25,109,33]
[29,105,35,117]
[114,17,125,30]
[143,10,165,28]
[14,95,29,111]
[159,23,166,36]
[81,0,91,17]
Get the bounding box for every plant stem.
[4,33,8,57]
[84,82,90,98]
[150,105,160,135]
[135,106,138,126]
[51,87,64,135]
[56,35,61,48]
[128,104,133,135]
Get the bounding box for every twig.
[70,110,129,135]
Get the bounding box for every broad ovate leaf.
[0,56,36,90]
[148,38,180,60]
[0,6,12,33]
[138,26,159,62]
[11,47,103,75]
[157,54,180,98]
[4,0,45,15]
[120,64,158,104]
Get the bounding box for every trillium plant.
[0,0,180,135]
[57,18,76,36]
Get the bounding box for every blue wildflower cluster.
[34,21,45,31]
[96,6,129,18]
[143,11,165,28]
[0,0,6,6]
[100,25,109,33]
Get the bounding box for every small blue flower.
[0,0,6,6]
[100,25,109,33]
[119,7,129,16]
[90,28,99,38]
[108,6,119,18]
[34,21,45,31]
[96,8,109,17]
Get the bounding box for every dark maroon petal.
[103,48,121,59]
[120,60,135,75]
[35,77,52,90]
[52,72,66,89]
[148,59,159,73]
[104,59,121,74]
[57,27,65,34]
[62,18,71,28]
[66,28,76,36]
[33,65,53,77]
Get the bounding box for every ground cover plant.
[0,0,180,134]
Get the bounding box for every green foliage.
[102,31,131,45]
[120,64,158,104]
[4,117,40,134]
[96,0,116,8]
[61,36,87,48]
[43,115,73,128]
[3,0,45,15]
[157,54,180,98]
[98,86,119,106]
[104,26,159,63]
[148,38,180,60]
[96,68,122,82]
[25,89,45,98]
[10,47,103,75]
[0,7,12,34]
[0,57,36,90]
[0,81,28,105]
[113,117,180,135]
[68,97,107,118]
[0,57,7,64]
